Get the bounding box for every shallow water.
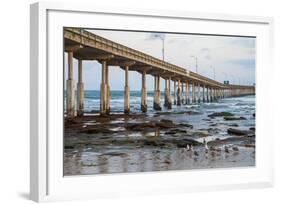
[64,95,255,176]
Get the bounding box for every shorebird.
[204,139,209,153]
[190,145,194,152]
[224,145,230,153]
[232,146,239,152]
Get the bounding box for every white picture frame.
[30,2,274,202]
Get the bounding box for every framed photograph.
[30,2,274,202]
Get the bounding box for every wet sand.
[64,105,255,176]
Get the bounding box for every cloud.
[225,37,256,48]
[226,59,255,69]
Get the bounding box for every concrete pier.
[64,28,256,117]
[124,65,130,114]
[77,59,84,116]
[66,51,75,118]
[141,71,147,113]
[153,75,161,110]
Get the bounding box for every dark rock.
[227,128,254,136]
[185,111,201,115]
[64,145,74,149]
[232,146,239,151]
[160,119,173,124]
[249,127,255,131]
[224,116,247,121]
[208,112,234,117]
[165,130,177,135]
[155,121,176,129]
[178,123,193,129]
[81,127,114,134]
[245,144,255,148]
[125,122,157,131]
[170,128,187,133]
[155,111,201,116]
[144,140,160,146]
[174,138,202,148]
[189,131,209,137]
[229,123,239,127]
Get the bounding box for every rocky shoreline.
[64,109,255,175]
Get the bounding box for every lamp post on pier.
[190,55,198,74]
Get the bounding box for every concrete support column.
[124,65,130,114]
[206,87,209,102]
[173,80,177,105]
[66,51,75,118]
[105,63,110,115]
[100,60,107,115]
[164,78,172,109]
[216,89,219,100]
[192,83,196,103]
[153,75,162,110]
[181,82,184,104]
[214,88,217,100]
[177,80,181,106]
[197,84,201,103]
[168,78,172,106]
[185,81,189,104]
[141,71,147,113]
[210,88,213,102]
[202,84,206,103]
[77,59,84,116]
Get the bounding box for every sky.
[64,29,255,91]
